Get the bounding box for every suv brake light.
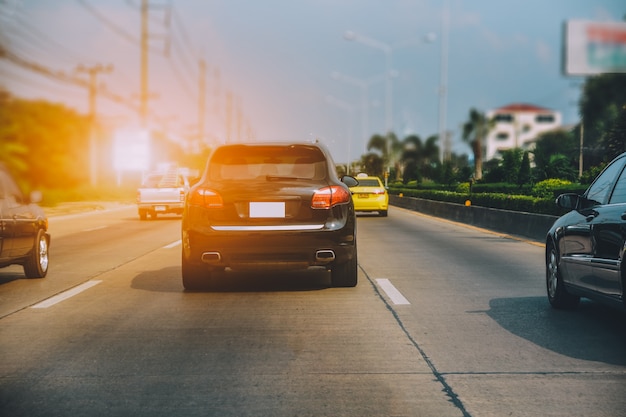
[311,186,351,209]
[189,188,223,208]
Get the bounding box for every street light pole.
[330,71,385,151]
[344,30,436,183]
[326,95,355,175]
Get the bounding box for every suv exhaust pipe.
[201,252,222,263]
[315,250,335,263]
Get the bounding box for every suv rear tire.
[182,254,211,291]
[331,253,358,287]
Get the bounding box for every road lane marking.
[375,279,410,305]
[31,280,102,309]
[164,240,181,249]
[83,226,107,232]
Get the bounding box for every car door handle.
[622,212,626,221]
[585,210,599,222]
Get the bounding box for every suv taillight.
[311,186,351,209]
[189,188,223,208]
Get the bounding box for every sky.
[0,0,624,164]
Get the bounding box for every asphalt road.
[0,205,625,417]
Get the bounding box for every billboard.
[564,20,626,75]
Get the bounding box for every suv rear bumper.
[182,228,356,271]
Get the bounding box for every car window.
[586,156,626,205]
[356,179,382,187]
[609,161,626,204]
[209,145,327,181]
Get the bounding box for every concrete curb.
[390,195,557,243]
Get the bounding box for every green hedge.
[389,179,590,216]
[388,188,566,216]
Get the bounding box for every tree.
[366,132,403,181]
[462,108,493,180]
[398,134,441,184]
[359,152,384,177]
[501,148,523,183]
[532,130,577,181]
[0,92,90,190]
[604,104,626,160]
[579,73,626,165]
[544,154,578,181]
[518,151,531,186]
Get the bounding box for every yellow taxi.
[350,173,389,217]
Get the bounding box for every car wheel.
[23,229,49,278]
[546,243,579,309]
[379,210,388,217]
[181,253,211,291]
[139,210,148,220]
[149,211,157,220]
[331,253,358,287]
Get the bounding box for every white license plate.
[155,205,167,212]
[249,202,285,218]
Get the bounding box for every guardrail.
[390,195,557,243]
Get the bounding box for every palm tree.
[462,108,493,180]
[367,132,402,181]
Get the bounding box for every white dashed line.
[164,240,181,249]
[376,279,410,305]
[83,226,107,232]
[31,281,102,309]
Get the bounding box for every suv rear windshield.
[209,145,327,181]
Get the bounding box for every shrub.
[456,182,470,194]
[532,179,572,198]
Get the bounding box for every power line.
[75,0,139,45]
[0,45,139,113]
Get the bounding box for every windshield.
[208,145,327,181]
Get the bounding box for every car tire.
[331,253,358,287]
[149,211,157,220]
[379,210,388,217]
[23,229,49,278]
[181,253,210,291]
[139,210,148,220]
[546,243,579,309]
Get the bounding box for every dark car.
[546,152,626,310]
[0,164,50,278]
[181,141,358,290]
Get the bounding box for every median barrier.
[389,195,557,243]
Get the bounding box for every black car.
[181,141,358,290]
[0,164,50,278]
[546,152,626,310]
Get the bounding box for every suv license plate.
[250,202,285,218]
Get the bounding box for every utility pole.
[140,0,149,127]
[198,59,206,149]
[77,63,112,187]
[236,95,242,142]
[225,90,233,143]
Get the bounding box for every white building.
[485,103,562,160]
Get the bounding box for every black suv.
[0,165,50,278]
[181,142,358,290]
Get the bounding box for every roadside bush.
[455,182,470,194]
[471,182,532,195]
[531,179,572,198]
[388,187,561,215]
